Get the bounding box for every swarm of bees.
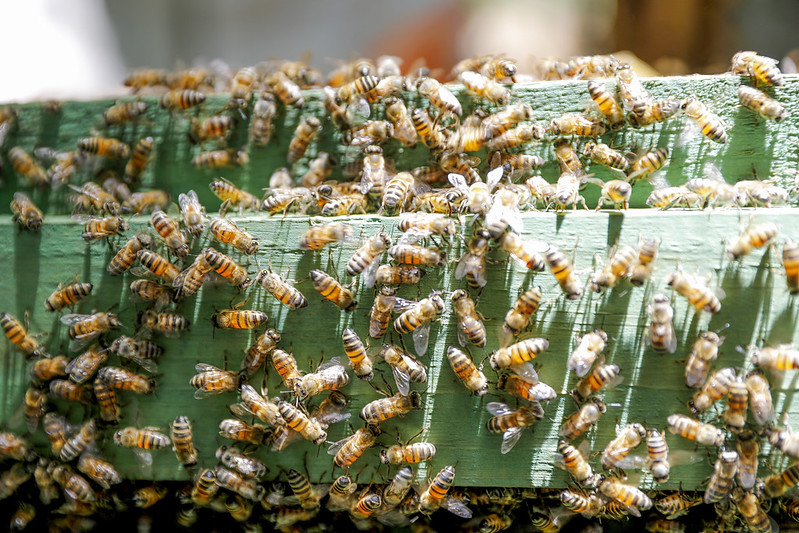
[0,49,798,531]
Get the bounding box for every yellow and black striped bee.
[626,98,681,128]
[133,485,169,509]
[393,291,445,355]
[204,248,251,290]
[543,244,582,299]
[485,401,543,454]
[299,221,351,250]
[277,400,327,445]
[287,116,322,164]
[42,413,69,455]
[328,424,382,468]
[8,146,48,186]
[557,439,597,486]
[48,463,95,503]
[725,221,779,260]
[550,113,606,136]
[22,386,46,432]
[293,359,349,399]
[82,216,129,241]
[137,310,190,336]
[250,92,277,146]
[94,375,121,424]
[150,209,189,258]
[107,232,152,276]
[216,446,268,480]
[327,474,357,511]
[489,337,549,372]
[451,289,486,348]
[237,383,283,427]
[270,348,302,391]
[192,148,249,170]
[570,362,622,403]
[381,441,436,465]
[681,97,727,144]
[458,71,510,104]
[630,237,659,286]
[190,363,243,399]
[60,419,98,462]
[731,487,772,533]
[349,493,382,521]
[731,50,784,86]
[77,136,130,159]
[360,391,422,424]
[667,414,725,447]
[170,415,198,469]
[212,305,267,330]
[177,190,206,238]
[309,269,357,312]
[43,280,92,312]
[265,71,305,108]
[412,107,448,155]
[29,355,68,384]
[379,344,427,396]
[10,192,44,231]
[189,114,234,146]
[416,77,462,115]
[559,398,607,440]
[301,152,336,188]
[190,468,219,506]
[61,312,120,348]
[375,265,424,286]
[738,85,786,121]
[446,346,488,396]
[336,74,380,104]
[64,344,107,384]
[1,312,48,359]
[586,80,625,128]
[783,238,799,294]
[684,331,723,388]
[256,269,307,309]
[218,418,269,446]
[648,294,676,354]
[77,454,122,490]
[369,286,398,338]
[346,231,391,286]
[113,426,171,450]
[628,147,669,182]
[208,217,258,255]
[102,100,148,126]
[342,328,373,380]
[598,474,652,517]
[418,465,471,517]
[159,89,206,110]
[70,181,122,215]
[499,286,542,348]
[123,136,155,185]
[97,366,155,394]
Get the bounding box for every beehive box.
[1,66,799,531]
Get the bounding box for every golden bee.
[688,366,734,414]
[82,216,128,241]
[559,398,606,440]
[8,147,48,186]
[64,344,107,384]
[455,228,491,289]
[583,141,630,172]
[1,311,47,359]
[149,209,188,258]
[397,216,455,241]
[458,71,510,104]
[648,294,676,354]
[731,50,784,86]
[277,400,327,445]
[684,331,723,388]
[549,113,606,136]
[667,414,724,446]
[190,362,242,399]
[451,289,486,348]
[490,337,549,372]
[94,375,121,424]
[192,148,249,170]
[783,238,799,294]
[725,221,779,260]
[416,77,462,115]
[309,269,357,312]
[299,221,351,250]
[287,116,322,164]
[736,430,760,490]
[394,291,445,355]
[630,237,659,286]
[77,454,122,490]
[113,426,171,450]
[543,244,583,299]
[335,74,380,104]
[628,147,669,182]
[218,418,269,446]
[253,269,305,309]
[133,485,169,509]
[340,327,373,380]
[123,136,155,185]
[102,100,148,126]
[208,217,258,255]
[265,71,305,108]
[120,190,170,215]
[737,85,786,121]
[250,92,277,146]
[123,68,168,91]
[731,488,772,533]
[418,465,469,517]
[293,359,350,399]
[77,136,130,159]
[446,346,488,396]
[601,422,646,470]
[327,474,358,511]
[485,124,544,151]
[217,445,268,480]
[381,441,437,466]
[360,391,422,424]
[615,63,652,119]
[61,311,121,348]
[176,190,206,238]
[129,279,173,310]
[497,371,556,402]
[30,354,68,383]
[138,309,190,335]
[680,97,727,143]
[158,89,206,110]
[412,107,448,155]
[486,401,543,454]
[666,265,724,314]
[328,424,382,468]
[626,98,681,128]
[598,474,652,518]
[369,286,399,339]
[10,192,43,231]
[586,80,625,128]
[557,439,597,486]
[97,366,155,394]
[237,383,283,427]
[190,468,219,506]
[215,466,265,501]
[42,279,92,312]
[170,415,198,469]
[237,328,280,376]
[570,362,622,403]
[499,286,542,348]
[267,348,302,391]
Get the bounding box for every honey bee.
[737,85,786,121]
[22,387,46,432]
[680,98,727,144]
[586,80,625,129]
[138,309,190,335]
[132,485,168,509]
[360,391,422,425]
[208,217,258,255]
[349,493,382,521]
[82,216,129,241]
[43,279,93,313]
[666,265,724,314]
[557,440,597,486]
[731,488,773,533]
[450,289,486,348]
[498,369,557,402]
[783,239,799,294]
[77,454,122,490]
[309,269,357,312]
[454,230,492,291]
[265,71,304,108]
[187,115,234,146]
[123,68,168,91]
[342,119,394,146]
[336,328,373,381]
[30,354,68,383]
[373,266,423,288]
[369,286,399,339]
[293,359,350,399]
[250,92,277,146]
[416,77,462,115]
[646,428,672,483]
[684,331,723,388]
[113,426,170,450]
[394,291,445,355]
[565,329,606,377]
[419,465,471,518]
[123,136,155,185]
[97,366,155,394]
[192,148,249,170]
[630,237,659,286]
[328,424,382,468]
[485,124,545,152]
[135,253,179,290]
[601,423,646,470]
[723,373,748,433]
[486,401,543,454]
[615,63,652,119]
[667,414,724,446]
[498,286,542,348]
[628,147,669,182]
[251,269,305,310]
[277,400,327,445]
[648,294,676,354]
[168,415,198,469]
[42,412,69,454]
[262,348,300,392]
[559,398,607,440]
[745,369,773,426]
[216,446,268,479]
[298,153,335,189]
[571,363,622,403]
[411,107,447,155]
[736,430,759,490]
[725,221,779,260]
[77,136,130,159]
[1,312,48,359]
[327,474,357,511]
[102,100,148,126]
[299,221,351,250]
[149,209,188,258]
[218,418,269,446]
[8,147,48,186]
[190,363,242,399]
[626,99,681,128]
[560,489,602,517]
[93,375,121,424]
[61,312,120,349]
[646,186,702,209]
[543,244,583,299]
[189,468,219,506]
[383,96,417,147]
[731,50,784,86]
[216,466,265,501]
[70,181,122,214]
[582,141,630,172]
[445,345,488,396]
[499,232,545,271]
[490,337,549,373]
[336,75,380,104]
[237,383,283,427]
[33,458,58,504]
[119,190,170,215]
[48,463,94,503]
[459,71,510,104]
[597,475,652,518]
[549,113,607,136]
[159,89,206,110]
[176,190,206,238]
[688,366,735,414]
[345,232,391,287]
[382,466,413,509]
[749,342,799,370]
[10,192,43,231]
[64,344,107,384]
[286,116,321,164]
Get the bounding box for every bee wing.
[500,427,524,455]
[665,322,677,354]
[456,323,468,348]
[229,402,255,419]
[440,495,473,519]
[60,313,91,326]
[131,448,154,478]
[195,363,221,373]
[412,324,430,356]
[317,357,346,372]
[318,411,351,428]
[393,297,418,313]
[376,511,411,528]
[613,453,649,470]
[119,354,158,374]
[510,362,540,383]
[70,334,101,353]
[397,228,427,245]
[486,402,513,417]
[392,366,411,396]
[363,256,381,289]
[485,165,504,192]
[529,382,558,401]
[327,434,354,456]
[193,388,229,400]
[447,173,469,194]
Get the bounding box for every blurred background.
[1,0,798,102]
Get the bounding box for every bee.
[381,172,429,215]
[684,331,723,388]
[133,252,180,292]
[646,186,701,209]
[543,244,583,299]
[82,216,129,241]
[723,373,748,433]
[277,400,327,445]
[345,232,391,288]
[187,115,235,145]
[176,190,206,238]
[643,428,672,483]
[598,474,652,517]
[369,286,399,339]
[309,269,357,312]
[167,415,199,469]
[123,68,168,91]
[171,254,212,302]
[601,423,646,470]
[299,221,351,250]
[113,426,171,450]
[418,465,469,517]
[23,387,46,432]
[159,89,206,110]
[30,354,68,383]
[61,311,120,346]
[736,430,759,490]
[123,136,155,185]
[485,124,544,152]
[132,485,168,509]
[286,116,321,164]
[138,309,190,334]
[559,398,607,440]
[1,312,47,359]
[300,152,336,188]
[64,344,107,384]
[327,474,357,511]
[688,366,735,414]
[338,328,373,380]
[455,229,491,289]
[328,424,382,468]
[750,343,799,370]
[102,100,148,126]
[486,401,543,454]
[150,209,188,258]
[192,148,249,170]
[293,359,350,399]
[628,147,669,182]
[731,50,784,86]
[8,503,35,532]
[570,363,622,403]
[382,466,414,508]
[458,71,510,104]
[93,376,121,424]
[549,113,606,136]
[446,346,488,396]
[373,265,424,288]
[215,466,265,501]
[77,454,121,489]
[204,248,251,290]
[8,147,49,186]
[745,369,773,426]
[490,337,550,372]
[208,217,259,254]
[190,363,242,399]
[479,107,534,145]
[97,366,155,394]
[43,412,69,454]
[342,119,394,146]
[265,71,304,108]
[252,270,306,311]
[630,237,659,286]
[648,294,676,354]
[586,80,625,128]
[360,391,422,424]
[120,190,170,215]
[666,266,724,314]
[667,414,724,446]
[497,371,556,402]
[680,97,727,144]
[77,136,130,159]
[335,75,380,104]
[560,489,602,517]
[238,383,282,427]
[499,232,545,271]
[250,93,277,146]
[412,107,447,155]
[783,239,799,294]
[218,419,269,446]
[191,468,219,506]
[731,488,773,533]
[350,493,382,521]
[216,446,268,479]
[268,348,302,391]
[498,286,543,348]
[654,492,702,520]
[71,181,122,214]
[582,141,630,173]
[379,344,427,396]
[381,441,437,467]
[557,440,597,486]
[737,85,786,121]
[725,221,779,260]
[416,77,462,115]
[48,463,94,503]
[763,461,799,499]
[451,289,486,348]
[626,99,681,128]
[615,63,652,119]
[383,96,417,147]
[394,291,445,355]
[10,192,43,231]
[564,329,605,377]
